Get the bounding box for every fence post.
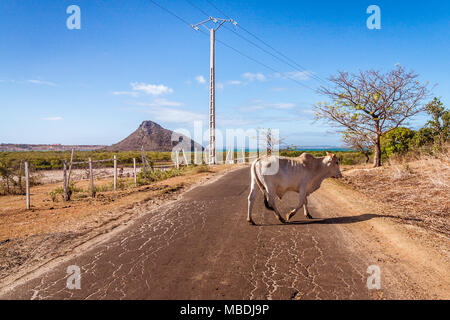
[25,161,30,210]
[63,160,68,201]
[141,147,147,175]
[89,158,95,198]
[133,158,137,186]
[67,148,74,188]
[113,155,117,191]
[182,149,188,166]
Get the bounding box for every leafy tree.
[424,97,449,147]
[410,127,434,148]
[380,127,416,157]
[315,65,430,167]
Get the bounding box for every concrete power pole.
[191,17,236,164]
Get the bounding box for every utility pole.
[191,17,237,164]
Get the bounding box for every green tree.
[410,127,434,148]
[381,127,416,157]
[424,97,449,147]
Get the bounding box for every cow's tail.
[251,158,274,211]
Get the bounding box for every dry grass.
[342,147,449,236]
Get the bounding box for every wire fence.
[9,149,259,210]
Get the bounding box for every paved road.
[2,167,374,299]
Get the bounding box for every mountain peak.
[108,120,203,151]
[140,120,161,129]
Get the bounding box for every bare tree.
[342,130,372,163]
[258,128,285,156]
[315,66,431,166]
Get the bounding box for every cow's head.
[325,152,342,178]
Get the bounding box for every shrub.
[48,182,82,202]
[191,165,212,174]
[381,127,416,158]
[0,160,41,195]
[137,168,184,186]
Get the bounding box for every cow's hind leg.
[267,194,286,224]
[247,180,257,225]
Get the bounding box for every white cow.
[247,152,342,225]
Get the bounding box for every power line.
[184,0,316,90]
[204,0,231,19]
[148,0,192,27]
[186,0,298,71]
[204,0,328,85]
[149,0,316,91]
[214,38,316,91]
[185,0,211,18]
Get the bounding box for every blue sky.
[0,0,449,147]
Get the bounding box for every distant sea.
[217,147,352,152]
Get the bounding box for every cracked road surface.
[2,167,385,299]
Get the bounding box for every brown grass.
[342,147,450,235]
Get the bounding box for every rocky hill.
[108,120,203,152]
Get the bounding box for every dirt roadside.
[313,178,449,299]
[0,164,242,291]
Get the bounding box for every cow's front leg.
[286,189,306,221]
[303,197,312,219]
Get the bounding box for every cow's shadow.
[257,213,393,226]
[257,213,423,226]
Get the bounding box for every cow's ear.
[326,151,331,157]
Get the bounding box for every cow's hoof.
[247,219,256,225]
[278,217,287,224]
[305,213,313,219]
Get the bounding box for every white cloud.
[270,87,286,92]
[0,79,57,86]
[144,106,206,124]
[227,80,242,85]
[43,116,63,121]
[136,98,183,107]
[280,71,312,81]
[112,91,139,97]
[239,100,296,112]
[133,98,202,124]
[242,72,266,82]
[153,98,183,107]
[270,102,296,109]
[131,82,173,96]
[27,79,57,86]
[195,75,206,84]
